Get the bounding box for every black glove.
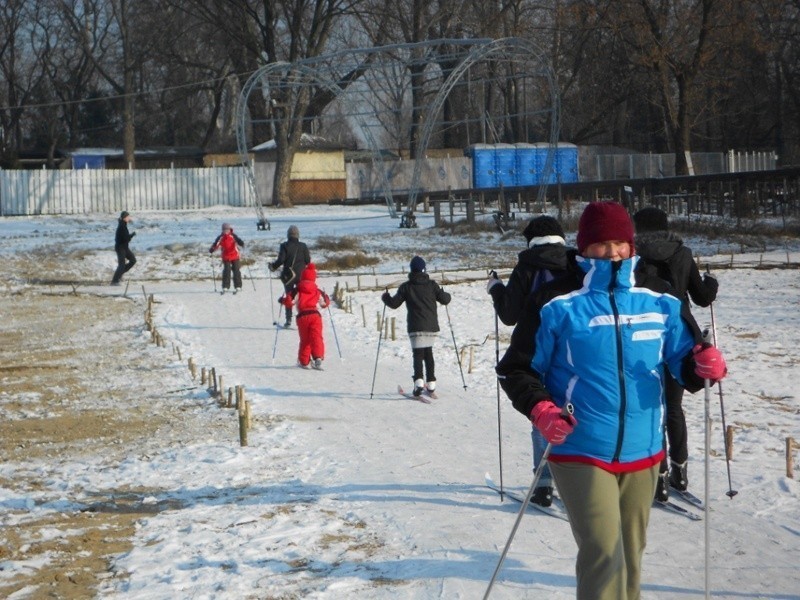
[209,246,215,254]
[381,291,391,304]
[130,232,136,239]
[703,273,719,295]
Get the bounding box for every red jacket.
[283,264,330,313]
[210,231,244,262]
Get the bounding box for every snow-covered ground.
[1,204,799,599]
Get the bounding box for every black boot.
[531,486,553,507]
[655,470,669,502]
[669,461,688,491]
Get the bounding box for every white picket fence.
[0,166,254,216]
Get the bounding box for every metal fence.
[0,166,254,216]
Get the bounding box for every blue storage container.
[556,143,579,183]
[467,144,496,189]
[515,143,538,186]
[495,143,517,187]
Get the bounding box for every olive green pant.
[550,461,659,600]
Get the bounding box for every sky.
[1,204,799,599]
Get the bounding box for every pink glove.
[693,343,727,380]
[530,400,577,445]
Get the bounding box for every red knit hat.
[576,202,635,254]
[301,262,317,281]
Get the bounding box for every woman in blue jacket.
[496,202,727,599]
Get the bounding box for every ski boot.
[531,486,553,507]
[669,461,688,491]
[655,470,669,502]
[412,378,425,397]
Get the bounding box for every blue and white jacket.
[497,254,704,473]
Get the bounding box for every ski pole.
[245,259,257,291]
[483,403,574,599]
[327,303,343,359]
[369,292,388,399]
[271,304,283,362]
[494,305,504,500]
[704,374,711,599]
[709,300,738,498]
[444,302,467,390]
[268,269,276,325]
[211,257,217,293]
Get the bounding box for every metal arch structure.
[408,37,561,218]
[235,38,561,229]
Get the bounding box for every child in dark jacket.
[633,206,719,500]
[282,263,330,369]
[209,223,245,293]
[382,256,451,397]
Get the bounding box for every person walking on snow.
[633,206,719,501]
[269,225,310,327]
[496,202,727,599]
[281,263,330,369]
[209,223,245,294]
[111,211,136,285]
[487,215,570,508]
[382,256,451,397]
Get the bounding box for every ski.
[654,499,702,521]
[397,385,432,404]
[671,488,704,509]
[484,473,569,522]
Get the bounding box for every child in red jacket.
[281,263,330,369]
[209,223,245,294]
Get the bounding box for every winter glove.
[209,245,216,254]
[281,295,293,309]
[693,343,727,381]
[702,273,719,296]
[530,400,577,445]
[320,292,330,308]
[130,232,136,239]
[486,272,502,294]
[381,291,391,304]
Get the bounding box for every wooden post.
[787,437,795,479]
[245,400,252,430]
[218,375,224,400]
[227,387,233,408]
[234,385,241,410]
[201,367,207,386]
[468,346,475,374]
[361,305,366,327]
[391,317,396,341]
[211,368,217,393]
[238,404,248,447]
[725,426,734,461]
[377,311,382,332]
[176,346,182,361]
[357,274,362,290]
[188,358,196,379]
[384,317,389,340]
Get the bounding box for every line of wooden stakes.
[140,285,796,473]
[143,288,252,447]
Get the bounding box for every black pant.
[112,246,136,283]
[412,347,435,383]
[222,260,242,289]
[661,375,688,472]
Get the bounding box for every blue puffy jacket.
[530,255,698,470]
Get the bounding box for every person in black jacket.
[487,215,570,507]
[111,211,136,285]
[269,225,311,327]
[382,256,451,397]
[633,206,719,500]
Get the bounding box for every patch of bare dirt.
[0,289,216,598]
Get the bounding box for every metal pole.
[444,302,467,390]
[709,297,738,498]
[704,376,711,599]
[369,295,388,399]
[268,269,276,325]
[211,257,217,293]
[327,304,343,359]
[494,309,504,499]
[484,403,574,599]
